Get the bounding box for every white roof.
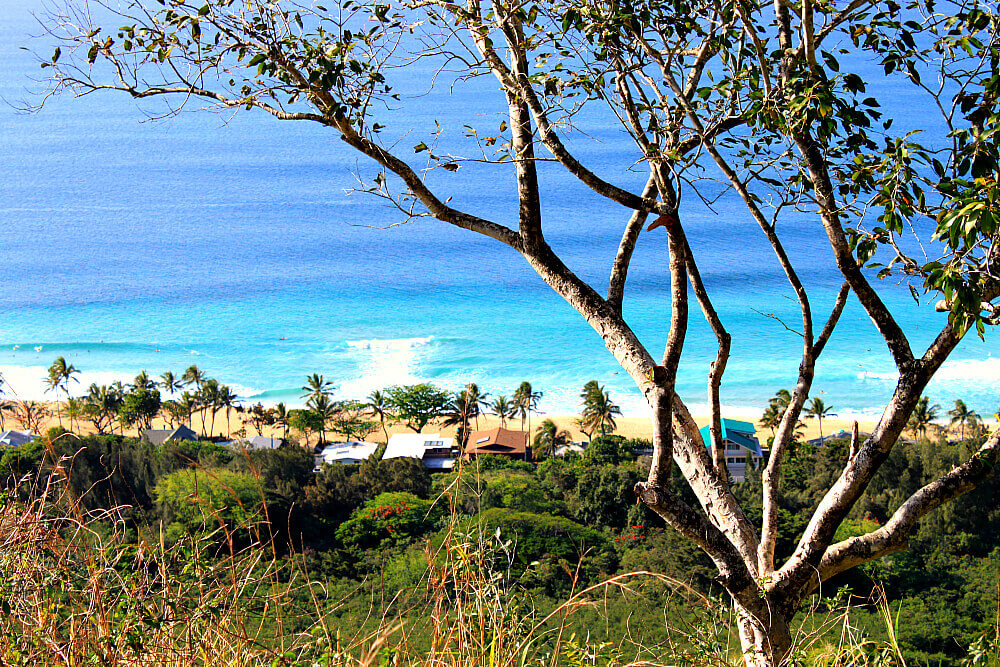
[316,441,379,464]
[384,433,454,461]
[226,436,283,450]
[0,430,36,447]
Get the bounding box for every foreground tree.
[39,1,1000,663]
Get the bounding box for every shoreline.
[0,397,900,445]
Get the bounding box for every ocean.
[1,0,997,420]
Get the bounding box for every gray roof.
[0,430,36,447]
[141,424,198,446]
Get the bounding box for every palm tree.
[160,370,183,396]
[46,356,80,428]
[366,389,392,443]
[218,384,239,437]
[804,397,836,443]
[491,395,514,428]
[182,364,206,390]
[580,380,602,405]
[309,393,338,446]
[466,382,488,429]
[442,389,476,450]
[133,370,156,392]
[84,383,120,434]
[273,402,290,440]
[513,381,543,433]
[200,379,222,437]
[302,373,334,402]
[770,389,792,410]
[908,396,940,438]
[533,418,570,459]
[948,399,979,442]
[581,386,622,438]
[179,391,199,429]
[759,403,782,435]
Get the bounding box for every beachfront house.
[141,425,198,446]
[554,441,587,457]
[383,433,456,471]
[0,430,36,447]
[699,419,764,482]
[224,435,283,451]
[314,441,380,469]
[464,427,530,461]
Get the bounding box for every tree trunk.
[735,601,793,667]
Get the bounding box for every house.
[554,441,587,457]
[384,433,456,471]
[0,430,36,447]
[140,424,198,446]
[464,427,530,461]
[314,441,380,468]
[224,435,283,451]
[699,419,763,482]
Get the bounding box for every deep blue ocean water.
[1,1,997,419]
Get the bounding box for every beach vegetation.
[804,398,836,443]
[441,386,481,449]
[579,383,622,439]
[288,406,326,446]
[948,399,981,443]
[908,396,941,439]
[512,381,543,433]
[385,383,451,433]
[533,418,571,459]
[181,364,206,390]
[490,394,515,428]
[32,0,1000,661]
[45,356,79,428]
[365,389,393,443]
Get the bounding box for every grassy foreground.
[4,450,994,667]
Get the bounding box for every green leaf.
[413,142,429,153]
[51,47,61,63]
[248,53,265,66]
[198,4,209,15]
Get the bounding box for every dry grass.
[0,452,920,667]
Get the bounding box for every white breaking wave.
[339,337,435,399]
[0,365,136,400]
[345,336,433,350]
[931,357,1000,383]
[857,370,900,381]
[857,357,1000,385]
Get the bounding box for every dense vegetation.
[1,423,997,665]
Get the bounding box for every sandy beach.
[5,399,887,446]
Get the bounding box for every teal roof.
[699,419,762,456]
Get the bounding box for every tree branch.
[795,427,1000,598]
[608,174,658,314]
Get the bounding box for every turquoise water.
[1,1,997,418]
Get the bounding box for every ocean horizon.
[2,0,998,422]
